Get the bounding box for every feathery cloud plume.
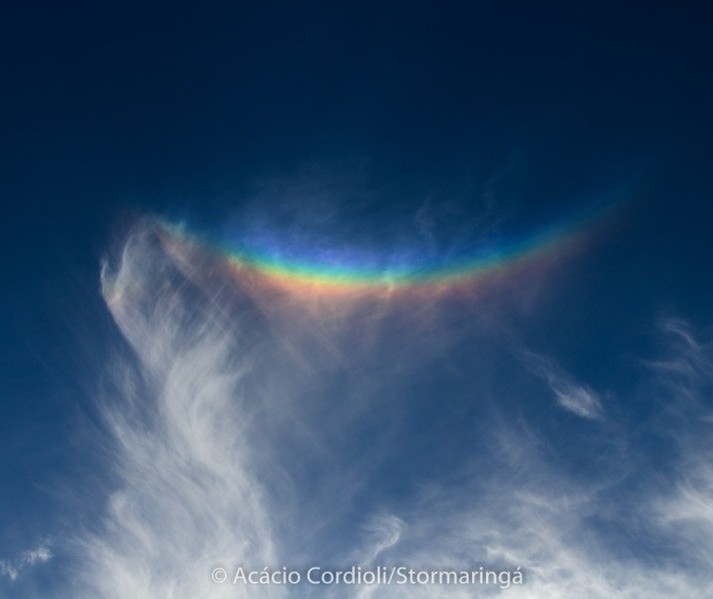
[59,221,713,598]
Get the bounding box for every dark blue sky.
[1,2,713,597]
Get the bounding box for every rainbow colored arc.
[159,203,618,297]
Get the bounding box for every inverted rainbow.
[159,204,618,297]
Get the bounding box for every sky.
[1,2,713,597]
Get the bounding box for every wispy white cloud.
[645,316,713,572]
[521,351,604,419]
[643,316,713,413]
[0,540,52,584]
[57,220,713,598]
[77,224,282,599]
[76,221,435,598]
[326,414,713,598]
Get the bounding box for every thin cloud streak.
[521,351,604,419]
